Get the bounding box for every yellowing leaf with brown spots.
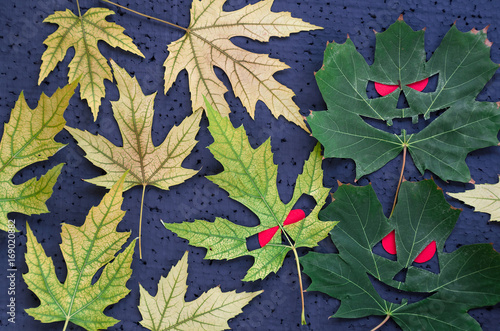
[39,7,144,120]
[66,60,201,258]
[164,0,321,131]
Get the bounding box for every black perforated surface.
[1,0,500,330]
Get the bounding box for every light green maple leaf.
[0,81,78,232]
[139,251,261,331]
[164,0,321,131]
[449,177,500,222]
[39,7,144,120]
[24,174,135,331]
[165,100,336,324]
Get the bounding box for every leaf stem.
[100,0,188,32]
[139,184,146,259]
[389,145,407,218]
[63,318,69,331]
[75,0,82,17]
[371,314,391,331]
[291,246,307,325]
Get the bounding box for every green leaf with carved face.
[300,180,500,330]
[308,17,500,182]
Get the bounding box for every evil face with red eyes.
[374,77,428,97]
[382,229,436,264]
[257,210,439,264]
[308,18,499,182]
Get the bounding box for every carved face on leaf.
[300,180,500,330]
[308,17,500,182]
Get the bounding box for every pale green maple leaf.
[0,81,78,231]
[139,251,261,330]
[24,174,135,331]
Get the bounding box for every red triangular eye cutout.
[382,230,397,255]
[382,230,437,263]
[406,77,428,92]
[283,209,306,225]
[414,240,437,263]
[374,82,399,96]
[258,226,279,248]
[258,209,306,248]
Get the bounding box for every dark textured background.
[1,0,500,330]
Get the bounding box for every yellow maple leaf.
[164,0,322,131]
[66,60,202,258]
[39,7,144,120]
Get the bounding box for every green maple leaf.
[449,177,500,222]
[308,17,500,182]
[165,100,335,281]
[164,100,336,324]
[24,174,135,331]
[39,7,144,120]
[300,180,500,330]
[66,60,201,258]
[0,81,78,232]
[163,0,322,131]
[138,251,262,330]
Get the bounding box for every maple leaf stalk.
[291,246,307,325]
[139,184,146,259]
[258,216,307,324]
[390,144,408,218]
[100,0,188,32]
[372,141,407,330]
[259,209,307,324]
[75,0,82,17]
[371,314,390,331]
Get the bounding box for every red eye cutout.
[381,230,398,254]
[374,82,399,96]
[374,77,429,97]
[381,230,437,263]
[406,77,429,92]
[258,209,306,248]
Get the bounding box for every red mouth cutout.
[381,230,437,263]
[374,77,429,97]
[258,209,306,247]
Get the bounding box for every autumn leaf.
[300,180,500,330]
[162,0,321,131]
[0,81,78,232]
[39,6,144,120]
[24,174,135,331]
[449,178,500,222]
[138,251,261,330]
[164,100,336,324]
[66,60,201,258]
[308,17,500,182]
